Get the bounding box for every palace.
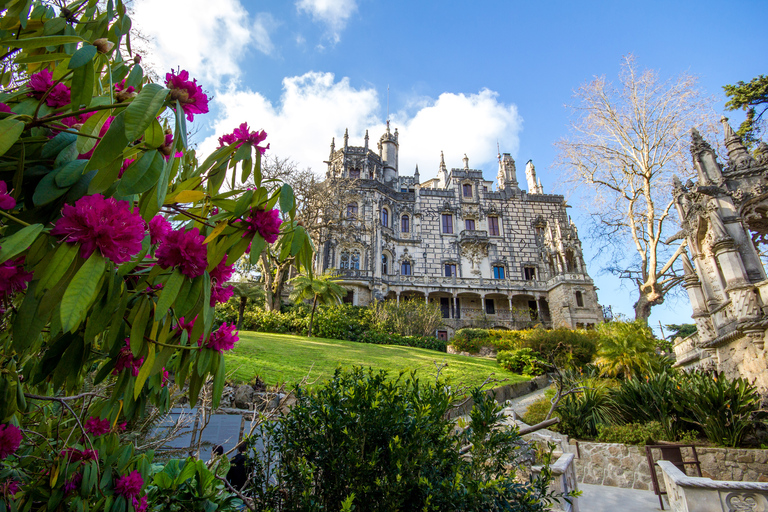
[317,124,604,339]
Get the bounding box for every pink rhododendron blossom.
[115,79,136,102]
[0,103,10,113]
[47,82,71,108]
[0,256,32,299]
[217,122,269,154]
[78,116,113,159]
[51,194,145,264]
[28,69,71,107]
[0,424,22,459]
[202,322,239,352]
[84,417,111,437]
[156,227,208,278]
[119,422,127,431]
[61,447,98,462]
[0,181,15,210]
[64,472,82,494]
[114,470,143,499]
[148,216,171,245]
[177,316,196,337]
[238,208,282,244]
[113,339,144,377]
[52,111,95,136]
[159,133,184,161]
[133,495,148,512]
[209,257,235,306]
[119,158,135,179]
[1,479,19,497]
[165,69,209,121]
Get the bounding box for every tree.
[370,298,443,337]
[288,272,346,337]
[594,321,659,378]
[724,75,768,148]
[556,55,717,321]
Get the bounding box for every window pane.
[382,255,388,274]
[442,214,453,234]
[382,209,388,227]
[401,215,409,233]
[463,184,472,197]
[465,219,475,231]
[488,216,499,236]
[485,299,495,315]
[347,203,358,218]
[351,252,360,270]
[401,261,411,275]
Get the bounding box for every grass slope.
[224,332,529,391]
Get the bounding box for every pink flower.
[61,447,97,462]
[52,111,95,136]
[0,256,32,300]
[64,472,82,494]
[238,208,282,244]
[119,158,135,179]
[165,69,209,122]
[78,116,113,159]
[84,417,111,437]
[119,422,127,431]
[0,103,11,113]
[209,257,235,306]
[1,479,19,497]
[133,495,148,512]
[115,79,136,102]
[27,69,71,108]
[0,181,15,210]
[202,322,239,352]
[0,424,22,459]
[159,133,184,161]
[114,470,143,499]
[156,227,208,278]
[47,82,71,108]
[161,367,169,387]
[177,316,196,337]
[113,339,144,377]
[148,216,171,245]
[217,122,270,154]
[51,194,145,264]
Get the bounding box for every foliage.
[450,328,492,353]
[681,372,765,447]
[497,348,548,376]
[555,385,619,439]
[242,367,561,511]
[518,328,598,368]
[556,54,717,320]
[724,75,768,147]
[665,323,697,339]
[594,321,663,378]
[0,2,311,509]
[311,304,372,342]
[596,422,666,446]
[145,457,241,511]
[288,271,346,337]
[358,330,447,352]
[370,298,443,337]
[521,392,556,426]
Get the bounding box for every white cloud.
[131,0,273,86]
[253,13,277,56]
[199,73,523,184]
[296,0,357,43]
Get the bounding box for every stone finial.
[690,127,713,154]
[721,116,736,139]
[721,116,753,168]
[672,174,683,189]
[344,128,349,148]
[463,154,469,169]
[364,130,369,150]
[414,164,420,180]
[440,151,447,172]
[330,137,335,155]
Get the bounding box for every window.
[343,290,354,304]
[349,168,360,179]
[401,260,412,276]
[485,299,495,315]
[488,216,499,236]
[444,264,457,277]
[382,208,389,227]
[575,291,584,307]
[442,214,453,234]
[401,215,409,233]
[440,297,450,318]
[483,186,488,193]
[401,187,408,192]
[463,183,472,197]
[346,202,358,218]
[340,250,350,269]
[351,251,360,270]
[493,266,505,279]
[465,219,475,231]
[528,300,539,320]
[524,267,536,281]
[382,255,388,275]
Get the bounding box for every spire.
[344,128,349,149]
[414,164,420,180]
[463,154,469,169]
[437,151,448,188]
[364,129,369,151]
[439,151,447,172]
[721,116,753,168]
[330,137,335,157]
[537,178,543,194]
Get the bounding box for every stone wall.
[573,441,768,490]
[446,374,549,419]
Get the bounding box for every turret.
[497,153,519,191]
[721,117,753,168]
[380,121,399,185]
[525,160,543,194]
[437,151,448,189]
[691,128,723,185]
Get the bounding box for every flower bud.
[93,38,115,54]
[134,54,142,64]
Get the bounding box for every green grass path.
[224,331,529,391]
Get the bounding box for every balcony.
[459,229,488,242]
[331,269,372,280]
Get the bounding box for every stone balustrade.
[532,453,580,512]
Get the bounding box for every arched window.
[401,260,412,276]
[382,255,388,275]
[565,250,576,272]
[346,202,358,218]
[401,215,409,233]
[351,250,360,270]
[340,250,350,269]
[382,208,389,227]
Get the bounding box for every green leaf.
[42,131,77,158]
[70,60,95,109]
[130,299,150,355]
[86,159,121,195]
[33,169,68,206]
[143,118,164,148]
[117,150,163,195]
[84,112,128,173]
[290,226,306,257]
[37,242,78,295]
[124,83,168,141]
[212,354,225,408]
[0,223,44,263]
[233,190,253,217]
[279,183,295,214]
[155,270,184,320]
[0,35,84,49]
[68,44,97,69]
[76,109,110,154]
[14,52,69,64]
[60,252,106,333]
[54,160,87,187]
[12,281,45,352]
[175,99,187,149]
[0,118,24,157]
[249,234,266,265]
[197,348,211,377]
[125,64,143,89]
[43,17,67,35]
[134,344,154,399]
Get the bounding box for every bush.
[596,422,666,445]
[451,328,491,353]
[370,298,443,337]
[312,304,372,342]
[486,329,523,351]
[556,385,619,439]
[497,348,548,375]
[358,330,447,352]
[519,328,598,368]
[243,367,562,511]
[522,395,554,426]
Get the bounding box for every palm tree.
[594,320,658,379]
[230,282,265,330]
[288,272,347,337]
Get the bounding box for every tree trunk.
[633,289,663,323]
[237,296,247,331]
[308,294,318,337]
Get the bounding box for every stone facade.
[319,124,604,337]
[672,119,768,392]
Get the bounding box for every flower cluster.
[0,256,33,300]
[28,69,70,108]
[61,447,98,462]
[64,472,83,495]
[113,339,144,377]
[84,417,111,437]
[0,424,22,459]
[165,69,209,122]
[1,479,19,498]
[0,103,11,113]
[177,316,196,338]
[148,216,172,245]
[51,194,145,264]
[0,181,15,209]
[202,322,239,352]
[159,132,184,161]
[239,208,282,244]
[209,256,235,306]
[218,122,269,153]
[115,470,143,499]
[156,227,208,278]
[115,79,136,102]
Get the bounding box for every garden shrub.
[555,386,619,439]
[519,328,598,368]
[312,304,372,342]
[497,348,548,375]
[522,395,554,426]
[370,298,443,337]
[450,328,490,353]
[358,330,447,352]
[596,422,666,445]
[486,329,523,351]
[243,367,562,511]
[145,457,241,511]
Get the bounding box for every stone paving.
[578,483,663,512]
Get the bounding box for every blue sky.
[132,0,767,334]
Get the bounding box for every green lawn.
[224,331,529,391]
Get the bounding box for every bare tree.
[556,55,718,321]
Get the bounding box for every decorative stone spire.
[721,116,753,168]
[525,160,542,194]
[439,151,447,172]
[463,154,469,169]
[344,128,349,149]
[414,164,420,181]
[437,151,448,188]
[690,128,722,185]
[497,153,519,191]
[364,129,369,151]
[330,137,335,157]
